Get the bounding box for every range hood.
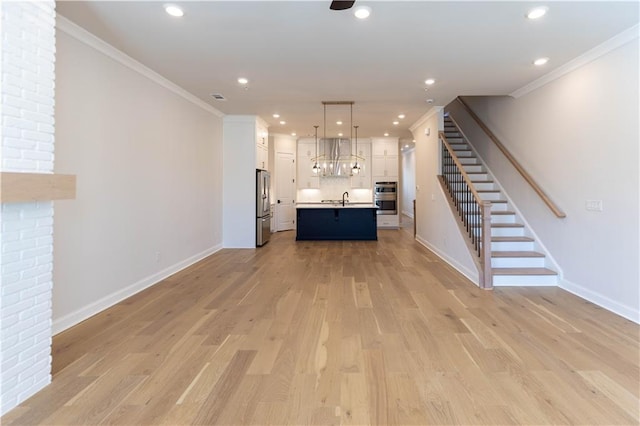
[312,138,364,177]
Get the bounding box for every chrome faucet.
[342,191,349,207]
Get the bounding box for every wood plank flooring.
[3,223,639,425]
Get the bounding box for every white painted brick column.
[1,0,56,416]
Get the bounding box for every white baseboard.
[415,235,480,285]
[560,279,639,324]
[401,210,414,219]
[52,244,223,335]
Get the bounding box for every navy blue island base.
[296,206,378,241]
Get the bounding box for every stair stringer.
[446,114,563,284]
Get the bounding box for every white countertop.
[296,203,377,209]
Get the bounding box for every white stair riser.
[491,227,525,237]
[460,203,509,212]
[491,214,516,224]
[493,274,558,286]
[454,151,475,158]
[474,182,497,191]
[458,158,479,165]
[491,257,546,268]
[462,165,484,173]
[444,172,490,181]
[450,144,469,150]
[478,192,504,201]
[491,241,535,251]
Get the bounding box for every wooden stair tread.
[491,211,515,215]
[490,236,534,242]
[460,200,507,204]
[492,267,557,276]
[492,251,545,258]
[472,223,523,228]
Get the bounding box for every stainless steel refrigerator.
[256,169,271,246]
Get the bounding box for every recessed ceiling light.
[354,6,371,19]
[398,114,405,119]
[393,121,399,125]
[426,99,434,104]
[164,4,184,17]
[404,144,409,148]
[237,77,249,85]
[384,132,389,137]
[533,57,549,66]
[273,113,280,118]
[279,121,286,125]
[526,6,548,20]
[291,132,296,136]
[338,132,343,137]
[412,139,416,143]
[336,121,343,125]
[425,78,436,85]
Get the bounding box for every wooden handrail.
[456,96,566,218]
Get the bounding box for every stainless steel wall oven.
[374,181,397,215]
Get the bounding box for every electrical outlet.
[585,200,603,212]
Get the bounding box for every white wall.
[52,20,223,333]
[401,148,416,217]
[222,115,259,248]
[1,1,56,415]
[411,108,479,283]
[448,37,639,322]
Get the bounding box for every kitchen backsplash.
[297,178,372,203]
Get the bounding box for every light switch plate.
[585,200,603,211]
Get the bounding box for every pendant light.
[352,125,360,174]
[312,125,320,174]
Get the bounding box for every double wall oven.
[374,181,397,215]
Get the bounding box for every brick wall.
[1,0,56,415]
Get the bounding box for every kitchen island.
[296,203,378,241]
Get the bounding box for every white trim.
[415,235,480,286]
[52,244,223,335]
[55,15,224,118]
[511,23,640,98]
[409,106,444,133]
[223,115,260,124]
[560,279,639,324]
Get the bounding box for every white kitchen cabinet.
[377,215,400,228]
[297,139,319,189]
[256,123,269,170]
[372,137,399,181]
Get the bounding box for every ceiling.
[56,1,639,139]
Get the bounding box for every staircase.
[443,116,558,286]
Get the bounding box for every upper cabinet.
[256,121,269,170]
[296,139,320,189]
[372,137,399,180]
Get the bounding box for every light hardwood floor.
[3,225,639,425]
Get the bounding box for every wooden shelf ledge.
[1,172,76,203]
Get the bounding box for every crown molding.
[409,106,444,132]
[56,15,225,118]
[510,23,640,99]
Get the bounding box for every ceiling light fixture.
[384,132,389,137]
[336,121,343,125]
[425,78,435,85]
[426,99,434,104]
[352,125,361,175]
[237,77,249,85]
[312,125,320,174]
[526,6,548,20]
[280,120,286,125]
[393,121,399,125]
[164,4,184,17]
[354,6,371,19]
[273,113,280,118]
[398,114,405,119]
[533,57,549,66]
[338,133,343,137]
